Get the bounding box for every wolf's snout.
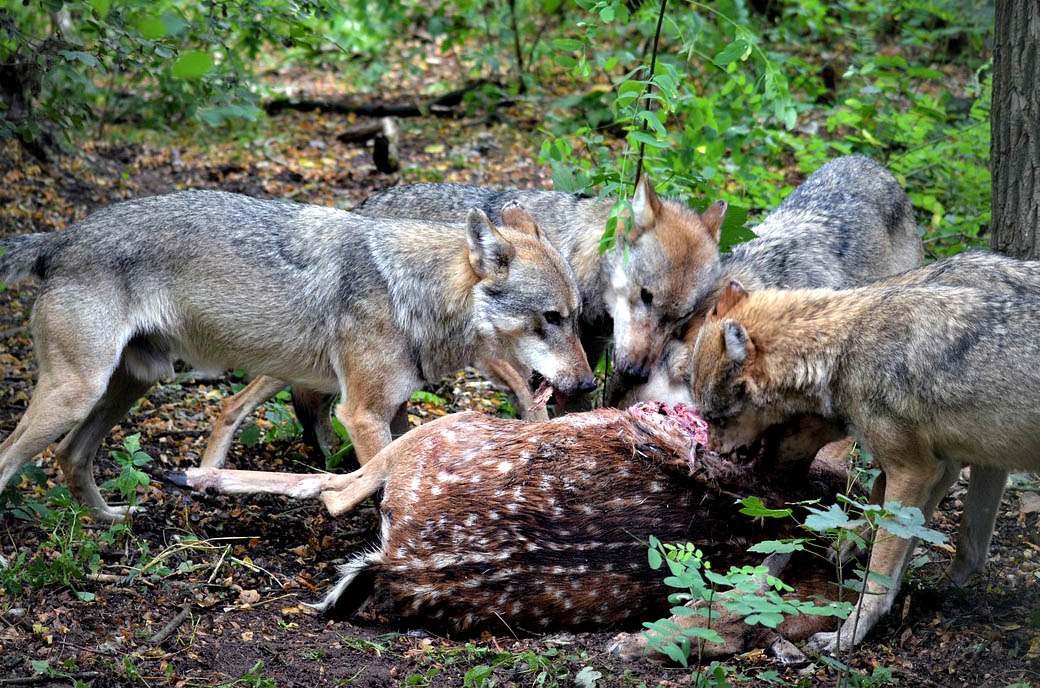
[576,375,598,394]
[618,362,650,385]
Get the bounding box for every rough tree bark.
[989,0,1040,258]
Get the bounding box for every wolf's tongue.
[532,381,554,410]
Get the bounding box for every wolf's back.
[732,156,924,288]
[354,183,604,236]
[356,183,512,223]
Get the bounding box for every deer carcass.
[170,404,854,658]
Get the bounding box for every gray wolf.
[0,191,593,521]
[616,155,925,407]
[689,250,1040,652]
[199,176,727,468]
[167,404,852,656]
[355,176,728,385]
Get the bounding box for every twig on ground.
[208,544,230,584]
[148,603,191,646]
[0,672,102,686]
[84,572,127,584]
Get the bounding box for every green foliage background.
[1,0,993,255]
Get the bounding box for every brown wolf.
[689,251,1040,652]
[0,192,593,522]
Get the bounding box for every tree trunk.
[989,0,1040,258]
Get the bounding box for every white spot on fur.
[497,460,514,473]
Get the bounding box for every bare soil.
[0,107,1039,688]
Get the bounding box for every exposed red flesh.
[531,380,554,410]
[628,401,709,470]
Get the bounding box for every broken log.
[265,80,503,119]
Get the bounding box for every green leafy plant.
[216,660,277,688]
[0,489,101,598]
[0,437,159,597]
[642,535,847,677]
[101,432,151,508]
[0,0,341,147]
[738,491,946,685]
[240,388,304,448]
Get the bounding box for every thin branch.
[0,673,102,686]
[507,0,525,86]
[634,0,669,189]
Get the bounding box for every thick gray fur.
[0,190,590,520]
[724,155,924,290]
[358,186,614,317]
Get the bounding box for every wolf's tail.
[0,233,58,283]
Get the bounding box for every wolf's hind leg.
[201,375,288,469]
[0,364,117,503]
[947,465,1008,585]
[54,360,153,523]
[0,292,131,513]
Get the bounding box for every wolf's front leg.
[809,450,959,653]
[334,358,417,465]
[202,375,289,469]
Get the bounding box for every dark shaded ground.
[0,105,1039,688]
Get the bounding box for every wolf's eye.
[544,311,562,326]
[640,288,653,305]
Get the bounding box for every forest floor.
[1,61,1039,688]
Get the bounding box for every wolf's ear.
[714,280,749,318]
[500,201,546,241]
[628,176,662,241]
[466,208,514,279]
[699,200,727,243]
[722,319,754,365]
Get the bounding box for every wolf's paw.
[769,637,809,666]
[91,504,143,524]
[944,558,984,588]
[806,630,838,654]
[606,632,647,661]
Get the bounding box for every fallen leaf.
[238,589,261,605]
